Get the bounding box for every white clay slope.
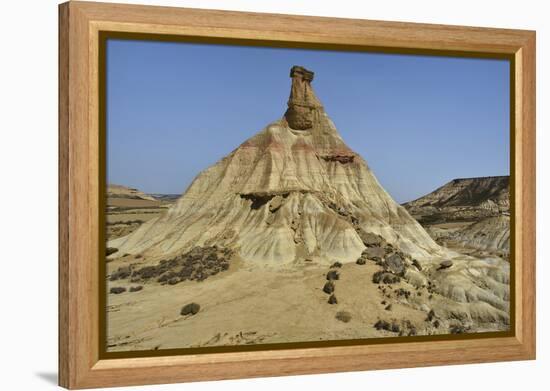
[110,66,443,265]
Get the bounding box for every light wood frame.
[59,1,536,389]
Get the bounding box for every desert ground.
[106,248,508,351]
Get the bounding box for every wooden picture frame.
[59,1,536,389]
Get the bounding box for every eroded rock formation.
[284,66,323,130]
[110,65,442,265]
[404,176,510,256]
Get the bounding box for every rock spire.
[284,65,323,130]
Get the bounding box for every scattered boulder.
[326,270,340,281]
[372,256,383,264]
[356,258,366,265]
[372,271,400,284]
[268,195,284,213]
[323,281,335,294]
[385,304,392,311]
[374,319,399,332]
[363,246,385,260]
[335,311,352,323]
[181,302,201,316]
[106,247,119,256]
[109,287,126,294]
[438,260,454,270]
[330,261,343,268]
[358,230,385,247]
[129,285,143,292]
[109,266,132,281]
[412,259,422,271]
[328,294,338,304]
[385,253,406,276]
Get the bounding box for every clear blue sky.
[106,39,510,203]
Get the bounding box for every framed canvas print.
[58,1,536,389]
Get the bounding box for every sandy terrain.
[106,247,509,352]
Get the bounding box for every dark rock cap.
[289,65,314,81]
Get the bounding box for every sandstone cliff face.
[454,215,510,253]
[405,176,509,211]
[110,66,441,265]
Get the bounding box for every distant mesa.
[107,184,157,201]
[404,176,509,210]
[403,176,510,257]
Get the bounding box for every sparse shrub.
[374,320,390,331]
[129,285,143,292]
[450,325,467,334]
[326,270,340,281]
[328,294,338,304]
[372,271,400,284]
[323,281,335,294]
[109,266,131,281]
[330,261,343,268]
[110,287,126,294]
[131,246,233,284]
[390,322,401,333]
[395,288,411,299]
[181,302,200,316]
[335,311,351,323]
[375,320,399,333]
